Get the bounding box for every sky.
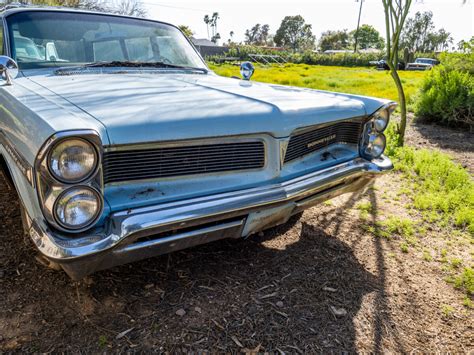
[141,0,473,46]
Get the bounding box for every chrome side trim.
[371,102,398,118]
[103,135,267,152]
[0,130,33,185]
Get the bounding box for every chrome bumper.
[28,156,392,279]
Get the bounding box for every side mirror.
[0,56,19,86]
[240,61,254,81]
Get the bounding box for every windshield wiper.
[81,61,208,73]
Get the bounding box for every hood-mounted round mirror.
[240,61,255,81]
[0,56,19,86]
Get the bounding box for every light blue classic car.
[0,6,395,279]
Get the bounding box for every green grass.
[98,335,108,348]
[449,267,474,295]
[389,146,474,236]
[441,304,455,317]
[209,63,426,103]
[386,128,473,299]
[423,250,433,261]
[356,201,372,220]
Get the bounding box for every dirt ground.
[0,123,473,353]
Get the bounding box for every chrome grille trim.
[284,121,364,163]
[103,141,265,184]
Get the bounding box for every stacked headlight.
[373,108,389,132]
[363,133,387,158]
[49,138,97,183]
[36,132,103,233]
[361,104,395,159]
[54,187,102,230]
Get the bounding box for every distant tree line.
[191,10,455,55]
[400,11,453,52]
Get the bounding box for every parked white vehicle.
[406,58,440,71]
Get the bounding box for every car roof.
[0,6,173,28]
[1,5,116,17]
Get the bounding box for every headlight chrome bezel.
[360,102,397,159]
[35,130,104,234]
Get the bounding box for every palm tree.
[204,15,210,39]
[211,12,219,38]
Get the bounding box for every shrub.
[208,45,442,69]
[451,267,474,295]
[289,51,381,67]
[415,65,474,131]
[415,52,474,131]
[439,51,474,74]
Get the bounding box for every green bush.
[208,47,383,67]
[289,51,381,67]
[207,45,441,68]
[439,51,474,74]
[415,65,474,131]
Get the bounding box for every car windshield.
[416,59,435,64]
[5,11,207,70]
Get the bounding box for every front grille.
[103,141,265,184]
[284,121,363,163]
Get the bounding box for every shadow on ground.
[411,122,473,151]
[0,177,400,352]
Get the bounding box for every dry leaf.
[330,305,347,317]
[259,292,278,300]
[116,328,133,339]
[230,335,243,347]
[243,344,262,353]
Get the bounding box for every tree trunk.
[389,67,407,146]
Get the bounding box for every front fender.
[0,143,42,223]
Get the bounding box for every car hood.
[24,71,387,145]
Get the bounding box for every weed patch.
[210,63,425,104]
[441,304,455,317]
[387,142,474,236]
[449,267,474,295]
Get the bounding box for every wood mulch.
[0,123,472,352]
